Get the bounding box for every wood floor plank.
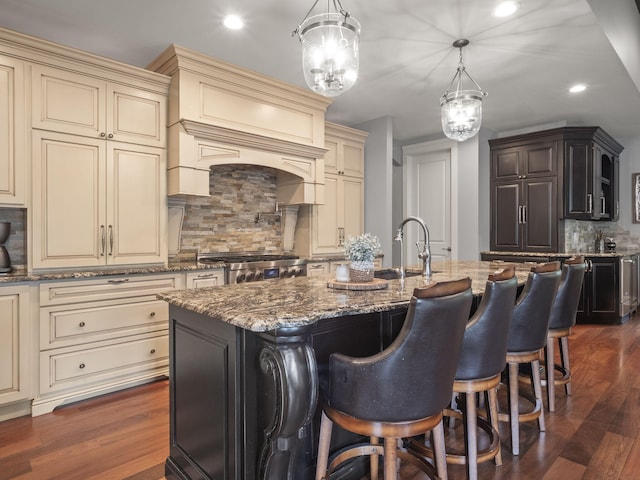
[541,456,587,480]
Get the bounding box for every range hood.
[148,45,332,205]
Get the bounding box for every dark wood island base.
[158,261,532,480]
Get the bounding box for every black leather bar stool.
[444,267,518,480]
[315,278,473,480]
[543,256,586,412]
[499,261,561,456]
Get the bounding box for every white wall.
[354,116,394,267]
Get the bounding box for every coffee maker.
[0,222,11,272]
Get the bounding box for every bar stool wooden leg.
[370,436,379,480]
[531,359,545,431]
[560,336,571,395]
[487,388,502,466]
[384,436,398,479]
[431,419,448,480]
[464,391,478,480]
[546,337,556,412]
[316,411,333,480]
[508,361,520,456]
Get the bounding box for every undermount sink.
[374,269,425,280]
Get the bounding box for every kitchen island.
[157,260,532,480]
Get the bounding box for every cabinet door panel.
[32,131,105,269]
[564,141,592,218]
[109,84,165,147]
[0,286,30,406]
[491,182,521,250]
[314,175,340,253]
[591,261,618,314]
[32,65,106,137]
[524,141,556,177]
[342,141,364,177]
[524,178,556,251]
[0,57,25,205]
[342,177,363,239]
[492,147,521,180]
[108,144,165,264]
[323,137,339,175]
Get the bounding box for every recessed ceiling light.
[493,1,519,17]
[569,84,587,93]
[223,14,243,30]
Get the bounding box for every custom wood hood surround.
[148,45,332,204]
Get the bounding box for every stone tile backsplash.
[173,165,284,260]
[564,219,640,252]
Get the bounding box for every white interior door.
[403,141,452,266]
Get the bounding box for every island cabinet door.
[167,307,252,480]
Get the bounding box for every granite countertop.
[0,259,226,285]
[157,260,534,332]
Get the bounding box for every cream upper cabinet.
[294,122,367,257]
[32,65,165,147]
[0,56,25,205]
[32,130,166,269]
[0,284,31,414]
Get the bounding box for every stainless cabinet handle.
[100,132,106,137]
[79,321,86,327]
[587,194,593,214]
[107,133,114,139]
[196,273,217,278]
[107,278,129,284]
[100,225,106,256]
[108,225,113,255]
[601,197,606,215]
[522,205,527,224]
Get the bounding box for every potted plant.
[343,233,381,282]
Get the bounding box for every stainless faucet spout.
[394,216,431,280]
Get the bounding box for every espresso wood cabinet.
[490,127,623,253]
[563,127,623,221]
[490,132,562,252]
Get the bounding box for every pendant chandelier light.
[292,0,361,97]
[440,39,487,142]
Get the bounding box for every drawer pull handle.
[107,278,130,284]
[150,311,156,317]
[79,321,86,327]
[150,349,156,354]
[79,363,86,369]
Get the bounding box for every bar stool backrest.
[548,256,586,330]
[327,277,473,422]
[455,266,518,381]
[507,262,562,353]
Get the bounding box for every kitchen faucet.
[394,216,431,280]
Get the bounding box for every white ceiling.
[1,0,639,141]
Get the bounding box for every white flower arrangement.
[343,233,381,262]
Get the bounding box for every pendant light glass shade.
[440,39,487,142]
[294,1,360,97]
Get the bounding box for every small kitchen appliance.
[196,252,307,284]
[0,222,11,272]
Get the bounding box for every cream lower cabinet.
[33,272,182,416]
[0,56,26,206]
[31,130,166,269]
[0,284,32,421]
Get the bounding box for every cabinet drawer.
[40,273,182,306]
[39,333,168,394]
[40,299,168,350]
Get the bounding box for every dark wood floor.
[1,316,639,480]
